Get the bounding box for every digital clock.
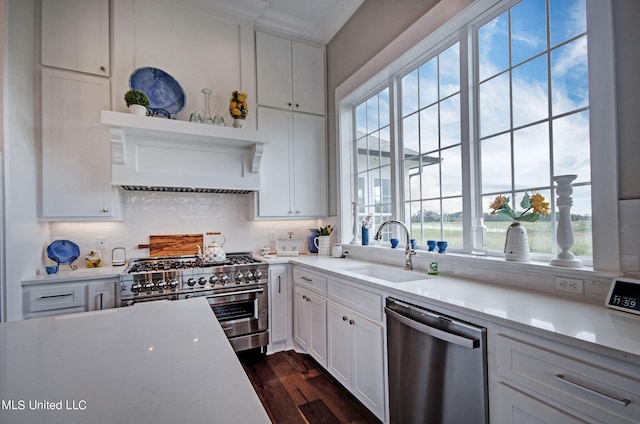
[605,277,640,316]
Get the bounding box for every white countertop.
[22,266,124,285]
[287,256,640,365]
[0,298,270,424]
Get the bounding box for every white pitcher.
[314,235,331,256]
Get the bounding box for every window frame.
[337,0,618,273]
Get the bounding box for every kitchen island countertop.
[0,297,270,424]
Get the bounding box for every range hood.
[101,111,268,193]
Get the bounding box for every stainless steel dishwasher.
[385,297,488,424]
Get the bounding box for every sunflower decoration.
[489,192,550,222]
[229,90,248,120]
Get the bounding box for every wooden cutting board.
[139,234,204,257]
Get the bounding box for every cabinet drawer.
[293,268,326,295]
[496,334,640,424]
[328,279,382,322]
[25,284,85,313]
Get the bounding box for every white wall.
[4,0,50,321]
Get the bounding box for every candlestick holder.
[550,174,582,268]
[350,202,360,244]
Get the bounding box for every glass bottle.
[472,217,488,256]
[201,88,213,124]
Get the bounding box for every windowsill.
[340,244,617,304]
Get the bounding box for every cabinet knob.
[100,66,106,72]
[295,210,301,214]
[349,319,355,325]
[101,208,109,213]
[288,102,292,107]
[295,104,299,108]
[342,316,348,321]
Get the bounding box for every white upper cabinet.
[256,31,325,115]
[41,68,120,221]
[41,0,110,76]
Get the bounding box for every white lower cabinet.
[269,265,290,352]
[23,278,117,319]
[494,333,640,424]
[293,284,327,366]
[327,301,385,420]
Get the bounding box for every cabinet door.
[292,41,325,115]
[269,266,289,343]
[327,302,352,387]
[256,107,293,217]
[41,68,119,220]
[41,0,109,76]
[352,313,385,419]
[292,113,327,217]
[293,285,310,351]
[256,32,293,110]
[496,383,588,424]
[87,279,116,311]
[308,291,327,367]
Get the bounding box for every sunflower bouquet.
[317,225,333,236]
[489,192,550,222]
[229,90,248,120]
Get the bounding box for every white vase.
[129,104,147,116]
[504,221,530,262]
[232,118,245,128]
[314,235,331,256]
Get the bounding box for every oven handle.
[205,288,264,299]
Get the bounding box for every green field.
[411,221,592,257]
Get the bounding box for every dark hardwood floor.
[238,350,381,424]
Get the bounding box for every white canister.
[332,244,343,258]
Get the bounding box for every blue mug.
[437,241,448,253]
[427,240,437,251]
[390,238,399,248]
[46,265,58,274]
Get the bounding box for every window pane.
[402,69,419,116]
[479,73,510,137]
[552,110,590,181]
[478,12,509,81]
[379,88,390,127]
[442,197,463,248]
[403,113,420,157]
[551,37,588,116]
[420,105,438,153]
[408,201,423,240]
[511,0,547,66]
[512,55,548,128]
[366,95,379,133]
[549,0,586,47]
[367,132,380,169]
[522,189,553,254]
[355,103,366,137]
[421,199,441,241]
[419,58,438,108]
[439,43,460,98]
[481,134,511,194]
[406,161,421,201]
[420,158,441,199]
[441,146,462,197]
[569,185,592,257]
[440,94,461,148]
[513,122,550,190]
[356,137,367,171]
[380,126,391,167]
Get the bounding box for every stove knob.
[186,278,197,287]
[157,281,168,290]
[131,283,142,293]
[220,273,229,285]
[245,271,254,281]
[254,270,263,280]
[198,277,208,286]
[144,282,155,291]
[169,280,179,289]
[235,272,244,284]
[209,275,218,285]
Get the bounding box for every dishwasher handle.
[385,306,480,349]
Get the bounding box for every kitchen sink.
[339,264,431,284]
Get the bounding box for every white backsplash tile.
[49,191,333,264]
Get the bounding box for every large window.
[351,0,594,262]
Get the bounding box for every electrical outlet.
[555,276,584,294]
[96,236,107,250]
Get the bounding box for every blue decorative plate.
[129,67,186,118]
[47,240,80,265]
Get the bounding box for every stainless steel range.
[119,252,269,352]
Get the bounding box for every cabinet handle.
[302,294,307,301]
[97,293,104,310]
[40,292,73,300]
[342,316,348,321]
[349,319,355,325]
[301,276,312,282]
[277,276,281,293]
[554,374,631,406]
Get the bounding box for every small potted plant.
[228,90,248,127]
[124,89,149,116]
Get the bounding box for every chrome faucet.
[373,220,416,270]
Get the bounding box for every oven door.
[202,283,268,339]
